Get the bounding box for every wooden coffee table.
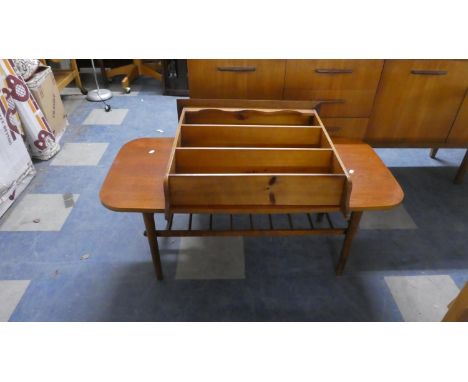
[100,100,404,280]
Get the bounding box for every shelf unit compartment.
[175,148,336,174]
[180,124,326,148]
[183,108,319,126]
[168,173,347,207]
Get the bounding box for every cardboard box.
[1,59,60,160]
[26,65,67,140]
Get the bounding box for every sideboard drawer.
[188,59,286,99]
[321,118,369,140]
[284,60,383,117]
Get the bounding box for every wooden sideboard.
[187,59,468,148]
[367,60,468,146]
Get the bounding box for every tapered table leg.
[430,148,439,159]
[454,149,468,185]
[316,213,325,223]
[336,211,363,276]
[142,213,163,280]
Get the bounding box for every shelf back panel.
[183,108,318,125]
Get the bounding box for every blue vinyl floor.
[0,76,467,321]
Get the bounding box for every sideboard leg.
[142,213,163,280]
[454,149,468,185]
[430,148,439,159]
[336,211,363,276]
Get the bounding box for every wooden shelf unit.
[164,107,352,216]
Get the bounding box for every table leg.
[430,148,439,159]
[454,149,468,185]
[142,213,163,280]
[335,211,363,276]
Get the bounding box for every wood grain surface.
[100,138,404,213]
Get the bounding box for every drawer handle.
[217,66,256,72]
[410,69,448,75]
[315,68,353,74]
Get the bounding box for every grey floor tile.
[50,143,108,166]
[0,194,79,232]
[61,87,84,96]
[176,237,245,280]
[361,204,417,230]
[385,275,459,322]
[83,108,128,125]
[0,280,30,321]
[62,94,85,115]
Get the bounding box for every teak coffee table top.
[100,137,404,213]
